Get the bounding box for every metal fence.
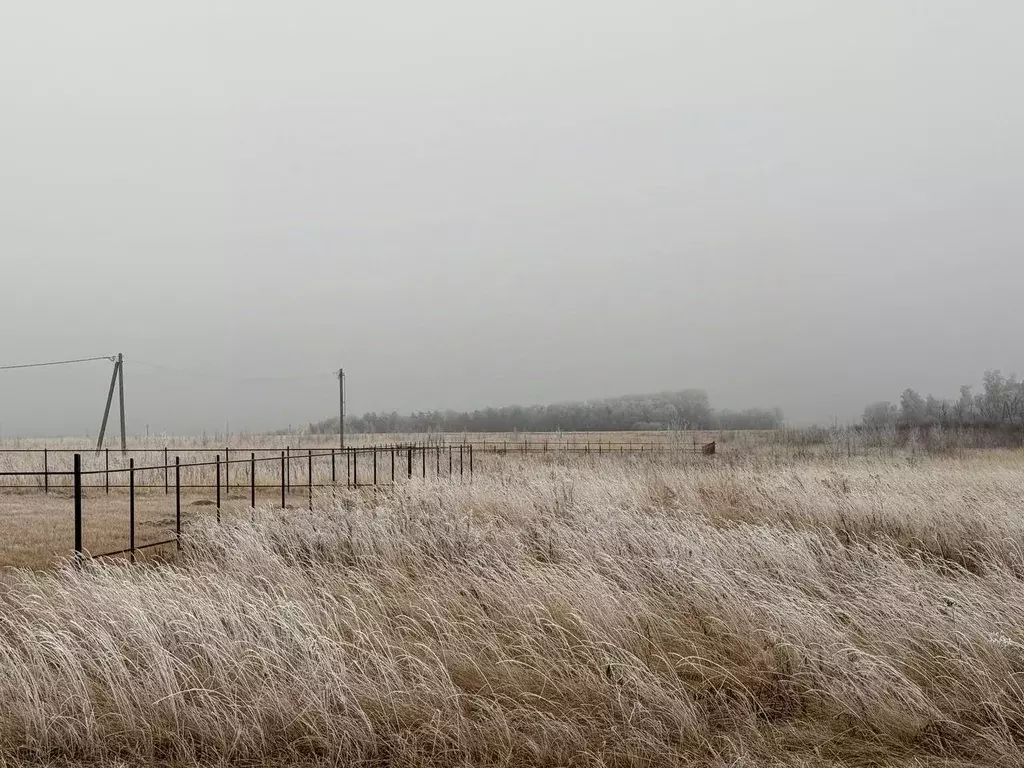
[0,440,714,564]
[0,444,481,491]
[0,440,713,491]
[0,445,476,563]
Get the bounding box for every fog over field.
[2,1,1022,435]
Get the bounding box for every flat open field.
[0,432,1022,765]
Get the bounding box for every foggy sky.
[2,1,1022,436]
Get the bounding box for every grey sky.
[2,1,1022,435]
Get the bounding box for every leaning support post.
[95,358,119,455]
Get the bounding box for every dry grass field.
[0,435,1023,765]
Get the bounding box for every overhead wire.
[1,354,332,382]
[0,355,116,372]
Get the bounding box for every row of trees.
[309,390,785,434]
[862,370,1024,428]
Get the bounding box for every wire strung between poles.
[0,355,116,371]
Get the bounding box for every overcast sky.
[1,1,1022,436]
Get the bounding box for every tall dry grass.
[0,452,1023,765]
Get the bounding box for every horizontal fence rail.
[0,441,714,490]
[0,440,715,566]
[0,439,712,452]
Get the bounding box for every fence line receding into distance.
[0,440,715,564]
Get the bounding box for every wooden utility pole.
[96,353,127,456]
[338,368,345,451]
[117,352,126,456]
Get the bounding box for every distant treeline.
[862,370,1024,428]
[308,390,785,434]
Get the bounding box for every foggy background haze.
[2,2,1021,436]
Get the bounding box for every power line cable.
[0,353,331,381]
[0,355,116,372]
